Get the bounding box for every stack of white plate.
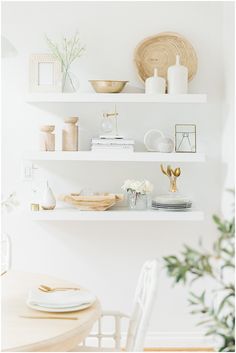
[152,194,192,211]
[27,289,96,313]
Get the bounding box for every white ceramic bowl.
[143,129,165,151]
[157,137,174,153]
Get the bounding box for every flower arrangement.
[122,180,153,210]
[122,180,153,194]
[45,32,85,92]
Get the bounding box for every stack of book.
[91,138,135,152]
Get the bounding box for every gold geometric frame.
[175,124,197,153]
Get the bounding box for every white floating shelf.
[26,93,207,103]
[24,151,205,162]
[29,208,204,221]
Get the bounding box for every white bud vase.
[40,181,56,210]
[167,55,188,94]
[145,68,166,94]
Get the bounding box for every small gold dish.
[31,203,40,212]
[89,80,128,93]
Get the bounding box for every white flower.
[121,179,133,191]
[122,180,153,194]
[144,180,153,193]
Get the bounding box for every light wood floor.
[144,348,214,352]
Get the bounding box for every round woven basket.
[134,32,198,82]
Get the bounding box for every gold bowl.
[89,80,128,93]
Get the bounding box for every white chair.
[71,259,159,352]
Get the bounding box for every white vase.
[145,68,166,94]
[167,55,188,94]
[127,191,148,210]
[40,181,56,210]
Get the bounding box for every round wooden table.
[1,271,101,352]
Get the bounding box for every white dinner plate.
[27,301,93,313]
[153,194,191,204]
[152,207,190,212]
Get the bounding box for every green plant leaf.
[162,192,235,352]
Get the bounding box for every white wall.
[2,1,234,347]
[221,2,235,218]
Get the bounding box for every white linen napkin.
[27,289,96,308]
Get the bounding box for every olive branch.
[163,193,235,352]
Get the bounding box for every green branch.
[163,201,235,352]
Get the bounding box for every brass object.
[38,284,80,292]
[89,80,128,93]
[173,167,181,177]
[31,203,40,211]
[103,111,118,119]
[102,105,119,136]
[167,165,172,177]
[160,164,167,176]
[160,164,181,193]
[175,124,196,153]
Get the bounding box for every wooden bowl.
[89,80,128,93]
[59,193,124,211]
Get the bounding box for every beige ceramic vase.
[40,181,56,210]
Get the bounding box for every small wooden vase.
[40,125,55,152]
[62,117,79,151]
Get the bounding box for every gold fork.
[39,284,80,292]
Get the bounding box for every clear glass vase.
[127,191,148,210]
[62,70,79,93]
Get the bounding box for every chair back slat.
[125,259,159,352]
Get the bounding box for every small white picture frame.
[29,54,62,92]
